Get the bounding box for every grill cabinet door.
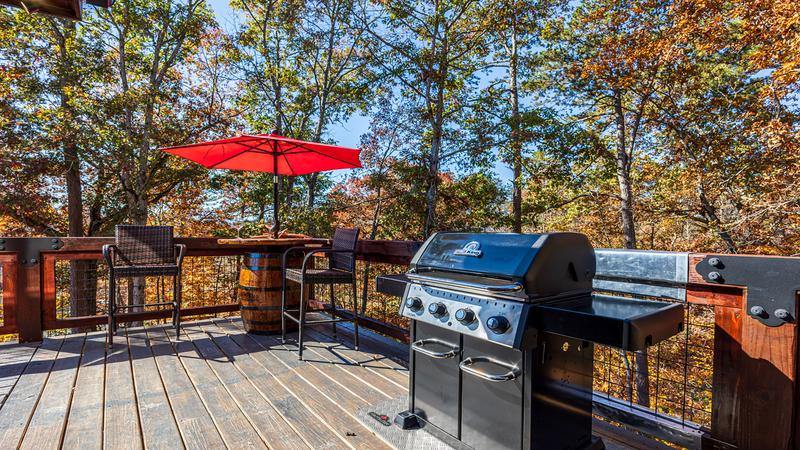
[412,321,462,438]
[460,335,524,450]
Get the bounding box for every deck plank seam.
[218,319,378,404]
[205,319,358,450]
[209,319,393,450]
[302,328,408,394]
[221,318,399,403]
[123,329,147,450]
[56,333,88,450]
[179,324,276,450]
[11,337,67,449]
[124,327,186,450]
[0,344,38,412]
[147,326,231,449]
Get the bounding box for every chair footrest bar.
[116,302,175,309]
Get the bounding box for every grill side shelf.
[530,295,685,351]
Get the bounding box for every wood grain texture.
[16,264,43,342]
[142,326,226,450]
[19,333,86,450]
[187,322,312,450]
[0,342,37,408]
[690,253,799,450]
[203,322,348,450]
[125,328,184,450]
[211,320,393,450]
[0,318,678,450]
[0,338,64,450]
[62,332,106,450]
[0,257,19,334]
[104,333,142,450]
[160,325,266,450]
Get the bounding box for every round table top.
[216,237,328,246]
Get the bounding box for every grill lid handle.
[406,273,523,293]
[411,339,460,359]
[459,356,521,382]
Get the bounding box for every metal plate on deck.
[356,397,470,450]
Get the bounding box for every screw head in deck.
[708,271,723,282]
[708,257,723,268]
[750,305,766,317]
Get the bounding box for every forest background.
[1,0,798,254]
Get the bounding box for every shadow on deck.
[0,318,670,449]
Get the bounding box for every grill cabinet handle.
[459,356,521,382]
[411,339,460,359]
[406,274,523,293]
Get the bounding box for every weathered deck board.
[160,326,266,449]
[0,318,666,450]
[0,337,64,450]
[19,333,86,450]
[142,325,226,449]
[126,328,184,450]
[211,320,393,450]
[185,322,311,450]
[0,342,38,408]
[62,332,106,450]
[226,319,398,406]
[203,322,350,450]
[104,332,142,450]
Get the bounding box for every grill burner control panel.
[400,283,527,348]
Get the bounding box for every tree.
[361,0,496,236]
[540,0,680,407]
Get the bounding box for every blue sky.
[204,0,514,183]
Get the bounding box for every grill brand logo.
[454,241,482,257]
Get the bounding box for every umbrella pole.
[273,144,279,239]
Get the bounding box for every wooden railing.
[0,237,419,342]
[0,237,797,449]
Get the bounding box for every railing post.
[16,259,44,342]
[689,253,799,450]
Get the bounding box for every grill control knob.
[405,297,423,312]
[486,316,510,334]
[428,302,447,317]
[454,308,476,324]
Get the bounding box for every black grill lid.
[409,232,596,299]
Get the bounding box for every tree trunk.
[424,130,441,237]
[54,21,97,332]
[509,21,522,233]
[613,88,649,407]
[697,183,738,253]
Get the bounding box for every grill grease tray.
[531,294,685,351]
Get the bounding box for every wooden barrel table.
[238,252,302,334]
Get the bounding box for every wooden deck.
[0,318,667,450]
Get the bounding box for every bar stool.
[281,227,360,359]
[102,225,186,346]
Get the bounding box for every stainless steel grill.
[379,232,685,449]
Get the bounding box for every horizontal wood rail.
[0,237,419,343]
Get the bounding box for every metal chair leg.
[352,280,359,351]
[108,273,115,347]
[281,270,287,344]
[173,274,181,336]
[298,281,306,360]
[329,283,337,338]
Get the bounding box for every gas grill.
[378,232,684,450]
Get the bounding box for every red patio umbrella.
[161,132,362,238]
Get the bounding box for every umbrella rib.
[162,135,269,151]
[207,141,276,169]
[282,141,360,168]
